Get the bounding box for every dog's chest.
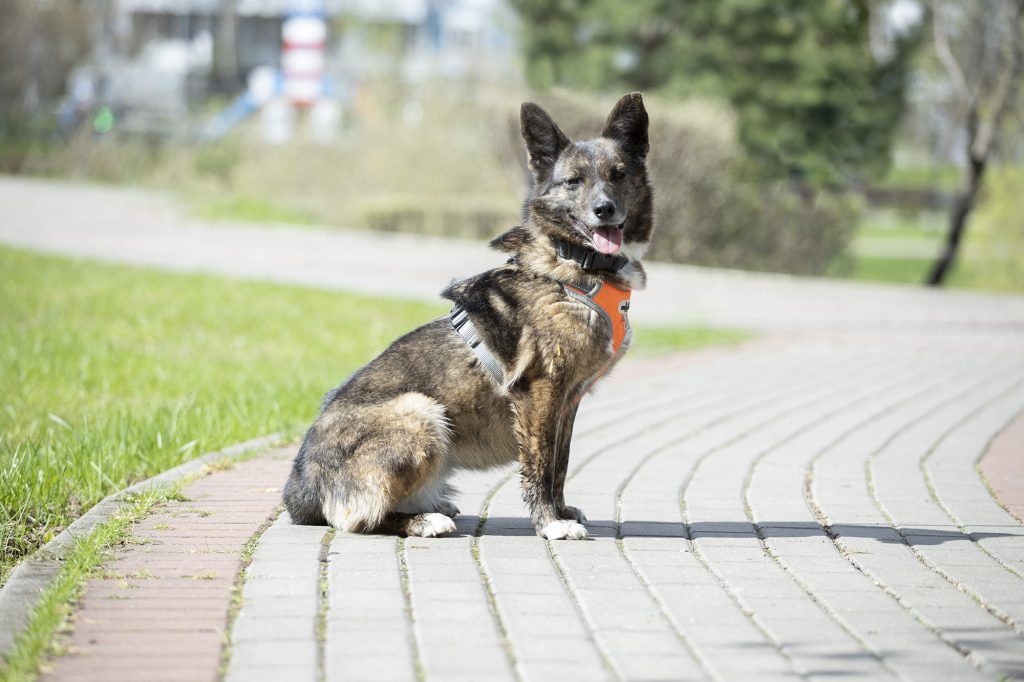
[533,281,632,381]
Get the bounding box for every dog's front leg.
[513,378,588,540]
[553,397,586,523]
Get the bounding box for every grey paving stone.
[232,614,314,642]
[225,665,318,682]
[229,639,317,667]
[326,655,415,682]
[224,515,323,681]
[212,339,1024,682]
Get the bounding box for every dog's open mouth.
[571,216,625,255]
[592,225,623,255]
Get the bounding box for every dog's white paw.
[559,505,587,523]
[435,500,460,518]
[415,512,457,538]
[541,520,589,540]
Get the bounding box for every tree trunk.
[213,0,238,87]
[925,0,1023,287]
[926,154,986,286]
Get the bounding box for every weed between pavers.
[100,566,154,581]
[316,528,336,682]
[176,507,213,518]
[469,472,521,679]
[200,458,236,475]
[218,506,283,679]
[396,538,427,682]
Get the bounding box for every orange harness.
[451,280,632,388]
[563,281,632,354]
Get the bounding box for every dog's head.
[518,93,653,263]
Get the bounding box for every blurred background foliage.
[0,0,1021,288]
[512,0,921,186]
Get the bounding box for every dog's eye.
[610,167,626,181]
[564,177,582,189]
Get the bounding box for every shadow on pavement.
[465,516,1020,544]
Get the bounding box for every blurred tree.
[510,0,922,185]
[0,0,93,121]
[925,0,1024,286]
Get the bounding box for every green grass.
[833,208,956,286]
[831,256,934,284]
[0,246,446,586]
[192,193,319,225]
[854,208,946,239]
[631,326,752,356]
[880,165,962,192]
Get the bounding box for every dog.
[283,92,653,539]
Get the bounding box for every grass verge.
[631,326,752,357]
[0,246,446,585]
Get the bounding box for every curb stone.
[0,432,284,665]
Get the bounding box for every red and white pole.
[281,4,326,108]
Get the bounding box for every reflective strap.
[450,305,505,386]
[564,284,613,338]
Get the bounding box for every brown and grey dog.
[283,93,653,539]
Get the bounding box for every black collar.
[550,237,629,273]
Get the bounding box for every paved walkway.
[2,177,1024,680]
[2,177,1024,335]
[27,340,1024,682]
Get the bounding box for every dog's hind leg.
[375,511,458,537]
[321,392,457,537]
[396,477,460,518]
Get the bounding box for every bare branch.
[932,2,970,105]
[971,0,1024,160]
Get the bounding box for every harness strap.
[450,305,504,386]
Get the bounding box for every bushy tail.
[286,392,451,533]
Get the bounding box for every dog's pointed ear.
[520,102,569,181]
[602,92,649,160]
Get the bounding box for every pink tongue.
[593,226,623,254]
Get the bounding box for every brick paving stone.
[980,407,1024,523]
[38,449,290,682]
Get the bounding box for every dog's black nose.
[593,201,615,221]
